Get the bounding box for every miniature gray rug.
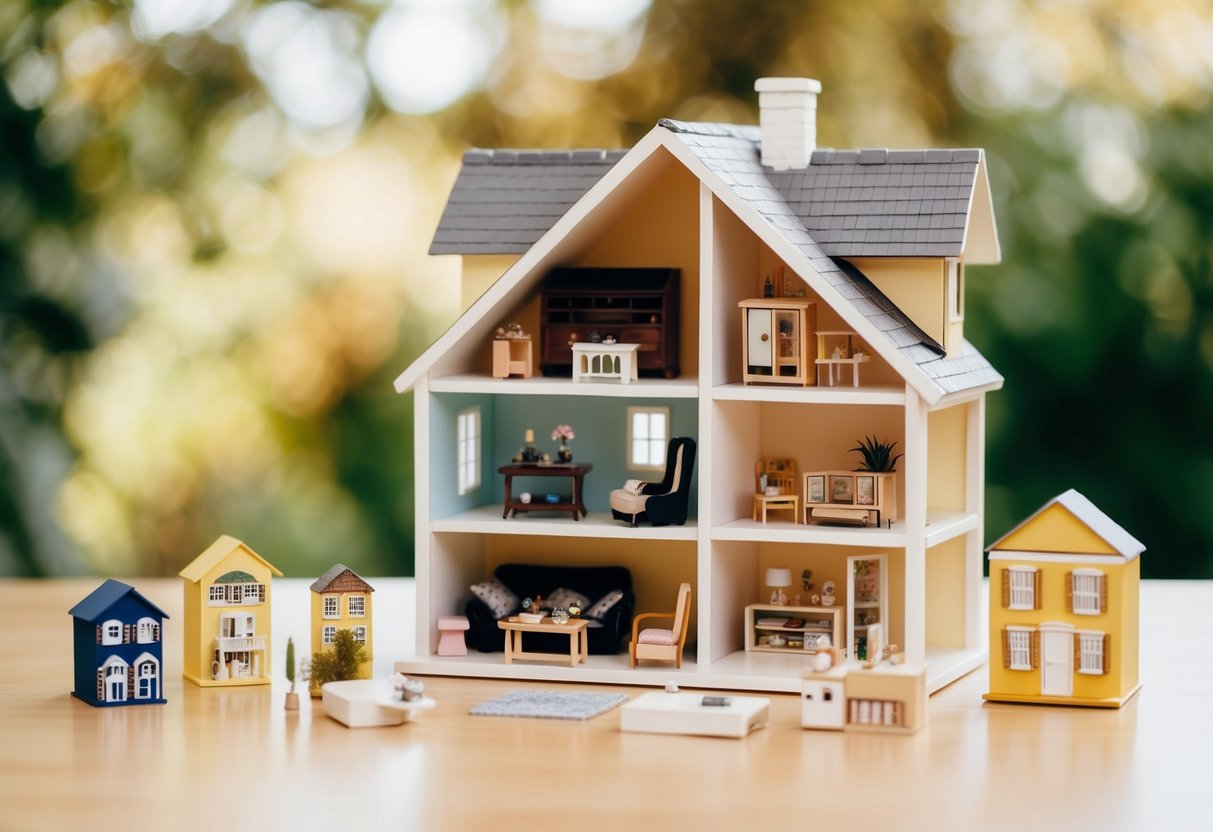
[470,689,629,720]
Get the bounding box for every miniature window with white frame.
[1071,569,1104,616]
[1007,566,1037,610]
[136,617,158,644]
[627,406,669,472]
[1078,631,1106,675]
[948,259,964,322]
[353,626,367,643]
[322,625,337,645]
[348,595,365,618]
[323,595,340,619]
[457,406,481,496]
[1007,627,1033,671]
[101,619,123,645]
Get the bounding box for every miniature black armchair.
[609,436,696,526]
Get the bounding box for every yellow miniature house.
[310,564,375,682]
[985,489,1144,708]
[179,535,283,687]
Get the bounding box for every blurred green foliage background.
[2,0,1211,579]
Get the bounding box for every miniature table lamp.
[766,568,792,605]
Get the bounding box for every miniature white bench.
[571,342,640,384]
[620,691,770,738]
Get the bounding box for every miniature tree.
[284,637,299,710]
[307,629,369,697]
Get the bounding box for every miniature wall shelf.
[745,604,842,654]
[492,338,533,379]
[803,470,897,527]
[815,330,869,387]
[739,299,817,386]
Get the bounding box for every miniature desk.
[497,616,589,667]
[571,342,640,383]
[499,462,592,520]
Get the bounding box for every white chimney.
[755,77,822,170]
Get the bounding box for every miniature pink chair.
[630,583,691,669]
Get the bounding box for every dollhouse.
[394,77,1002,693]
[310,564,375,681]
[69,579,169,707]
[179,535,283,687]
[985,489,1144,708]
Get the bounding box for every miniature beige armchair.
[630,582,692,669]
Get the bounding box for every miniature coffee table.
[499,462,593,520]
[497,616,589,667]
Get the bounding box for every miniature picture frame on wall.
[856,476,875,506]
[806,475,825,503]
[830,475,854,504]
[781,266,807,298]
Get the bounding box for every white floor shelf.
[712,510,976,548]
[431,506,698,540]
[429,373,700,398]
[397,644,987,695]
[712,382,906,406]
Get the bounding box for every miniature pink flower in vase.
[552,424,575,463]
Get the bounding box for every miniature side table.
[497,617,589,667]
[499,463,593,520]
[492,338,533,379]
[436,615,469,656]
[571,342,640,383]
[752,493,799,524]
[814,330,870,387]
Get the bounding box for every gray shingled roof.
[429,149,627,255]
[658,119,1002,395]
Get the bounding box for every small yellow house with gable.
[310,564,375,684]
[179,535,283,687]
[985,489,1143,708]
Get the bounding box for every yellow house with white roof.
[985,489,1143,708]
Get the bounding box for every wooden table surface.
[2,578,1210,831]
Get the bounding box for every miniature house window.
[209,585,225,603]
[136,618,158,644]
[1077,632,1107,675]
[322,626,337,645]
[323,595,340,619]
[457,406,481,496]
[353,626,367,643]
[627,406,669,471]
[1069,569,1105,616]
[348,595,366,617]
[210,572,265,606]
[948,260,964,321]
[102,620,123,646]
[1005,566,1039,610]
[1006,627,1034,671]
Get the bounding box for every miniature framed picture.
[830,475,853,504]
[806,475,825,503]
[780,265,807,298]
[856,475,876,506]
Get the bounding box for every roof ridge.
[462,148,627,166]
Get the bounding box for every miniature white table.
[619,691,770,738]
[322,679,437,728]
[571,342,640,384]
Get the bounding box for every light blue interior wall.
[429,392,698,518]
[490,395,698,515]
[429,393,497,518]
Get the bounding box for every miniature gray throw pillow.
[586,589,624,620]
[469,577,520,619]
[544,587,591,611]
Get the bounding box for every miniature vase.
[558,443,572,463]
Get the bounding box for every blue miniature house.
[69,579,170,707]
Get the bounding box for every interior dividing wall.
[925,536,967,648]
[927,403,968,513]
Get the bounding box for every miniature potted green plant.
[850,435,903,472]
[284,636,299,710]
[306,629,370,697]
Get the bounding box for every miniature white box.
[322,679,436,728]
[620,691,770,738]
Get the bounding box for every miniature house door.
[105,660,127,702]
[1040,623,1074,697]
[136,658,159,700]
[846,554,888,661]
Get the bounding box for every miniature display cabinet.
[803,470,897,527]
[815,330,870,387]
[739,299,817,385]
[539,267,680,378]
[571,342,640,383]
[491,337,532,379]
[847,554,888,661]
[753,458,799,524]
[745,604,842,654]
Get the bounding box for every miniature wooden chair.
[630,583,692,669]
[752,458,799,524]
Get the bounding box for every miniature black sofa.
[464,563,635,655]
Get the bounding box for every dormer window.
[948,260,964,322]
[208,571,267,606]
